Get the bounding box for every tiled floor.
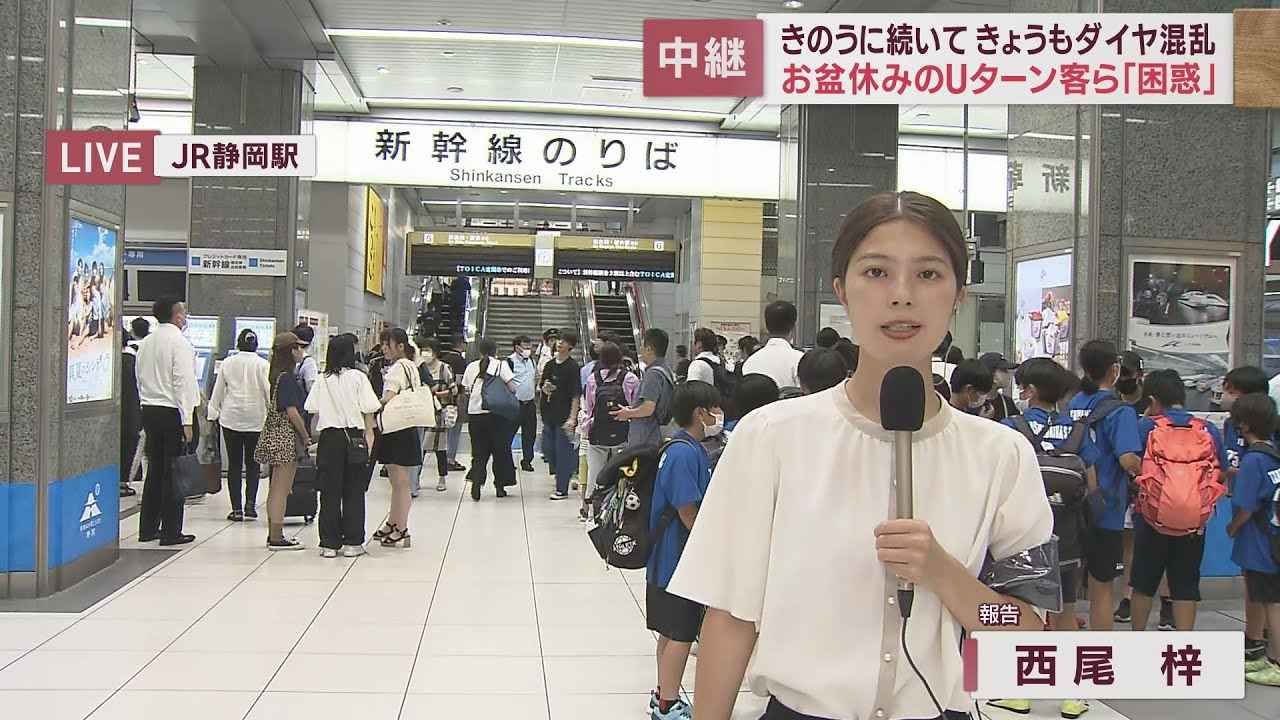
[1,450,1277,720]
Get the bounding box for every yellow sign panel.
[407,231,534,248]
[364,187,386,297]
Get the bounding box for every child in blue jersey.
[1130,370,1228,632]
[1226,393,1280,686]
[1220,366,1272,481]
[1068,340,1144,632]
[647,380,722,720]
[991,357,1101,720]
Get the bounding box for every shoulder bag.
[378,361,439,434]
[478,357,520,421]
[322,371,370,465]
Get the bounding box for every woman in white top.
[371,328,424,549]
[208,329,270,521]
[420,338,458,492]
[304,334,382,558]
[669,192,1055,720]
[460,337,518,501]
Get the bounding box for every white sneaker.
[549,492,569,501]
[436,478,447,492]
[342,544,366,558]
[320,547,338,558]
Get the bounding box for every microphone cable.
[898,588,945,719]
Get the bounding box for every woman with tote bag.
[370,328,428,548]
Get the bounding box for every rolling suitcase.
[284,456,318,523]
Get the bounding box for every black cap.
[979,352,1017,372]
[292,324,315,345]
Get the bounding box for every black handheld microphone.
[880,366,926,619]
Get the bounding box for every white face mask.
[704,410,725,437]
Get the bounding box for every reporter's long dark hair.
[1078,339,1120,395]
[325,333,359,376]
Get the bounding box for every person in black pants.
[303,334,382,558]
[461,338,518,501]
[139,406,186,543]
[507,336,539,472]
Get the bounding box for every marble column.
[777,105,898,345]
[1007,0,1271,411]
[185,67,314,353]
[1,0,132,597]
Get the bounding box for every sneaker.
[652,699,692,720]
[1245,656,1270,673]
[1060,699,1091,718]
[986,699,1031,715]
[436,478,447,492]
[649,690,659,715]
[521,461,535,472]
[1245,659,1280,686]
[549,491,570,501]
[578,505,590,523]
[1113,598,1131,623]
[266,537,304,551]
[1157,599,1175,631]
[320,547,338,558]
[342,544,366,558]
[448,461,467,472]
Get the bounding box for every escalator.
[592,294,636,354]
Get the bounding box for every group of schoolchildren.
[979,340,1280,719]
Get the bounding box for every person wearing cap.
[980,352,1021,421]
[293,323,319,395]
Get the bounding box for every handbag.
[256,374,302,465]
[378,362,439,434]
[479,357,520,421]
[322,372,371,465]
[174,452,209,498]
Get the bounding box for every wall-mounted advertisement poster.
[1013,252,1073,368]
[364,187,386,297]
[1128,255,1234,409]
[67,217,118,404]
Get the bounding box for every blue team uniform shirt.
[1067,391,1142,530]
[1232,449,1280,574]
[647,431,712,588]
[1002,407,1103,468]
[1137,409,1230,471]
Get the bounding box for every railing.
[470,276,490,344]
[624,281,650,349]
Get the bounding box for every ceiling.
[128,0,1013,133]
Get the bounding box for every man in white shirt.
[136,299,202,546]
[292,323,319,394]
[685,327,724,386]
[742,300,804,390]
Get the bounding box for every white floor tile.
[203,595,328,625]
[407,655,546,694]
[0,650,22,668]
[0,689,113,720]
[248,556,355,581]
[534,583,645,625]
[0,650,155,689]
[539,624,657,657]
[86,690,258,720]
[41,619,191,652]
[0,615,82,650]
[169,621,309,653]
[124,651,285,691]
[418,624,542,656]
[428,583,537,625]
[245,691,404,720]
[267,652,414,693]
[295,623,424,655]
[544,655,655,695]
[402,693,549,719]
[549,693,651,720]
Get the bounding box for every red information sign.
[45,130,160,185]
[643,19,764,97]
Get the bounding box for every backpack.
[589,368,630,446]
[1010,415,1091,562]
[695,357,737,417]
[586,439,696,570]
[1242,442,1280,564]
[1134,416,1225,536]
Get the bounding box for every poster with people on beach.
[67,217,117,403]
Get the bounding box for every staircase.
[483,295,582,360]
[593,295,636,355]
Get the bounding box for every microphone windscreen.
[880,366,926,432]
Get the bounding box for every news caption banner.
[963,621,1244,701]
[645,12,1280,106]
[45,130,317,184]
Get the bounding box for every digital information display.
[553,249,678,283]
[407,244,534,278]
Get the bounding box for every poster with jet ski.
[1127,255,1234,408]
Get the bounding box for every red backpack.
[1134,416,1225,536]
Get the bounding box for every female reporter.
[668,192,1055,720]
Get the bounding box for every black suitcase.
[284,459,318,523]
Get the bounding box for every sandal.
[380,527,411,548]
[227,510,244,522]
[372,523,396,541]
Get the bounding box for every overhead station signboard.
[553,235,680,282]
[406,231,535,278]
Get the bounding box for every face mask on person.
[703,410,725,437]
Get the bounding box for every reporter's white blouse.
[668,384,1053,720]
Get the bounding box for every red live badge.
[643,19,764,97]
